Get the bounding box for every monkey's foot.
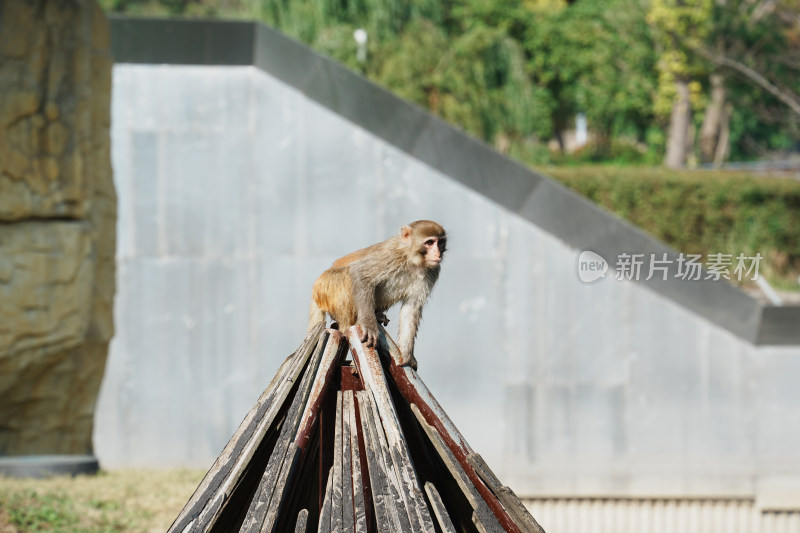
[375,312,390,327]
[359,325,379,349]
[397,353,418,371]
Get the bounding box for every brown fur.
[308,220,446,367]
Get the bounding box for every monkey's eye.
[424,239,436,246]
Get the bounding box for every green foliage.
[377,21,549,144]
[706,0,800,160]
[106,0,800,162]
[648,0,714,119]
[548,166,800,288]
[98,0,799,163]
[518,0,658,156]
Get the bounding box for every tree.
[377,18,551,150]
[648,0,714,168]
[650,0,800,165]
[567,0,656,157]
[521,0,656,158]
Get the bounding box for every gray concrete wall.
[95,63,800,501]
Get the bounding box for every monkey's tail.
[307,299,325,330]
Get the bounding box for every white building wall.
[96,65,800,517]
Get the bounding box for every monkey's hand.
[375,312,390,327]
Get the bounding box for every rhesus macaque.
[308,220,447,368]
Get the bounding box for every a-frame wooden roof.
[167,324,545,532]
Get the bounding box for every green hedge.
[544,166,800,290]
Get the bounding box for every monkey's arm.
[396,300,423,369]
[351,269,380,348]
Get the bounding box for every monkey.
[307,220,446,369]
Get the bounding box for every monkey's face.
[400,221,447,268]
[421,235,446,267]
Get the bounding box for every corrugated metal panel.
[524,498,800,533]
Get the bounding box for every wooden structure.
[168,324,545,533]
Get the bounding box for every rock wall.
[0,0,116,455]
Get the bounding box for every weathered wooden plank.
[348,327,435,533]
[240,333,329,532]
[346,392,368,533]
[355,390,399,532]
[423,482,457,533]
[358,386,411,532]
[354,391,388,530]
[379,325,523,533]
[294,509,309,533]
[295,331,347,452]
[317,467,334,533]
[467,454,546,533]
[259,332,345,533]
[341,392,355,533]
[331,392,344,533]
[473,511,489,533]
[410,404,505,533]
[318,375,336,514]
[261,442,303,533]
[169,323,326,533]
[350,394,374,532]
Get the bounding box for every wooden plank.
[340,364,364,392]
[467,454,546,533]
[358,387,411,532]
[295,509,309,533]
[348,327,435,533]
[331,392,344,532]
[318,374,336,514]
[351,395,373,532]
[346,392,368,533]
[423,482,457,533]
[473,511,489,533]
[258,332,345,533]
[169,323,326,533]
[341,392,355,533]
[379,325,523,533]
[317,467,334,533]
[264,442,303,532]
[240,333,329,532]
[410,404,505,533]
[295,331,348,452]
[355,391,399,532]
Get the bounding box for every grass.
[0,470,204,533]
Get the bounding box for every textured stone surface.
[0,222,94,357]
[0,0,115,456]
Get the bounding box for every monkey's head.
[400,220,447,268]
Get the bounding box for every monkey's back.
[311,267,358,328]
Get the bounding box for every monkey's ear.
[399,225,412,241]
